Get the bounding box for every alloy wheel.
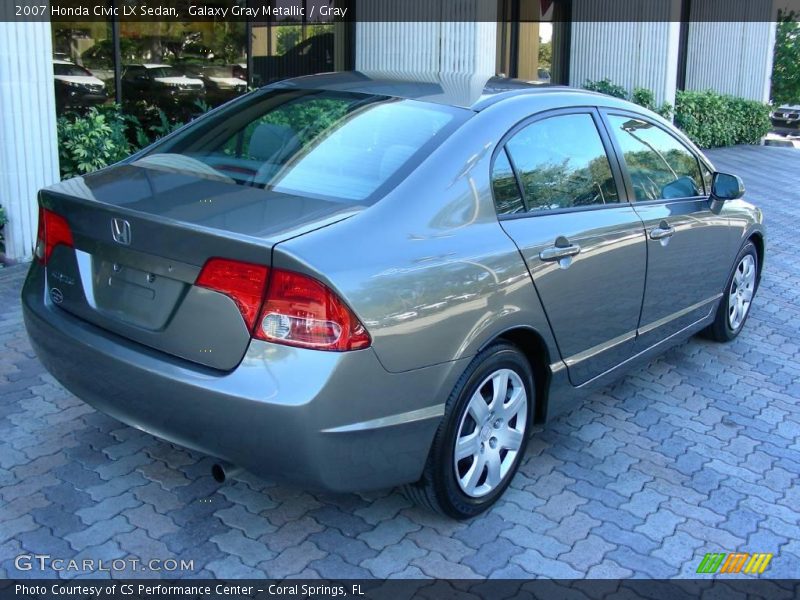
[453,368,527,498]
[728,254,756,331]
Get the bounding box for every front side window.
[607,115,704,201]
[144,89,467,203]
[504,113,620,212]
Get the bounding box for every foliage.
[675,90,771,148]
[277,26,302,55]
[584,80,673,118]
[771,12,800,105]
[583,78,628,99]
[57,106,138,178]
[538,41,552,70]
[631,87,673,120]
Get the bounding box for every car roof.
[269,71,612,111]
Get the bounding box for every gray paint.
[22,74,765,492]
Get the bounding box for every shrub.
[675,90,771,148]
[584,80,672,119]
[583,78,628,99]
[57,106,138,178]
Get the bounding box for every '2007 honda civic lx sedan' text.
[23,73,764,519]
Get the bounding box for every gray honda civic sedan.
[23,73,764,518]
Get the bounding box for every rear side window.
[144,90,467,204]
[503,113,620,212]
[606,115,704,201]
[491,149,525,215]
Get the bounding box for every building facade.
[0,0,779,261]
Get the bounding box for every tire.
[403,342,534,519]
[703,241,759,342]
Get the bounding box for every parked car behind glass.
[53,60,108,112]
[23,73,764,519]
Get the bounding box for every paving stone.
[452,513,514,549]
[205,555,267,578]
[307,529,378,566]
[634,510,685,542]
[461,537,521,577]
[358,515,421,551]
[411,552,480,579]
[262,516,325,554]
[408,528,475,563]
[210,529,275,567]
[64,515,133,552]
[122,504,179,539]
[361,539,428,578]
[214,504,275,539]
[511,549,583,578]
[75,492,141,526]
[499,523,570,559]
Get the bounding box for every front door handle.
[649,224,675,240]
[539,242,581,262]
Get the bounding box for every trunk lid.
[41,161,358,370]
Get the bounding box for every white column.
[355,0,497,106]
[569,0,682,107]
[0,21,60,263]
[685,0,777,102]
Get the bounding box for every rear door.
[495,109,647,386]
[601,111,731,349]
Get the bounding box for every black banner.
[2,580,800,600]
[2,0,799,23]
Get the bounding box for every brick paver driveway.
[1,146,798,580]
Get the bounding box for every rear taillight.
[254,269,371,351]
[195,259,371,351]
[35,207,74,264]
[196,258,269,330]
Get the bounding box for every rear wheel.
[703,241,759,342]
[403,342,534,519]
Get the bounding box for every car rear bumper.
[22,264,462,492]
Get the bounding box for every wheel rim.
[454,368,527,498]
[728,254,756,331]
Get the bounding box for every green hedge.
[583,79,673,119]
[674,90,771,148]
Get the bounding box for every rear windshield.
[141,89,468,204]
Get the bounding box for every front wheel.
[403,342,534,519]
[703,241,759,342]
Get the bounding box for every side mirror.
[710,172,745,201]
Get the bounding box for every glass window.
[607,115,704,201]
[251,17,343,87]
[143,90,468,203]
[118,21,248,125]
[491,149,525,215]
[52,21,114,114]
[504,113,620,212]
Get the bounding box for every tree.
[771,12,800,105]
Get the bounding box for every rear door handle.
[649,225,675,240]
[539,243,581,261]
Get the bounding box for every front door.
[493,110,647,386]
[602,112,732,349]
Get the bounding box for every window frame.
[490,106,630,220]
[598,108,713,205]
